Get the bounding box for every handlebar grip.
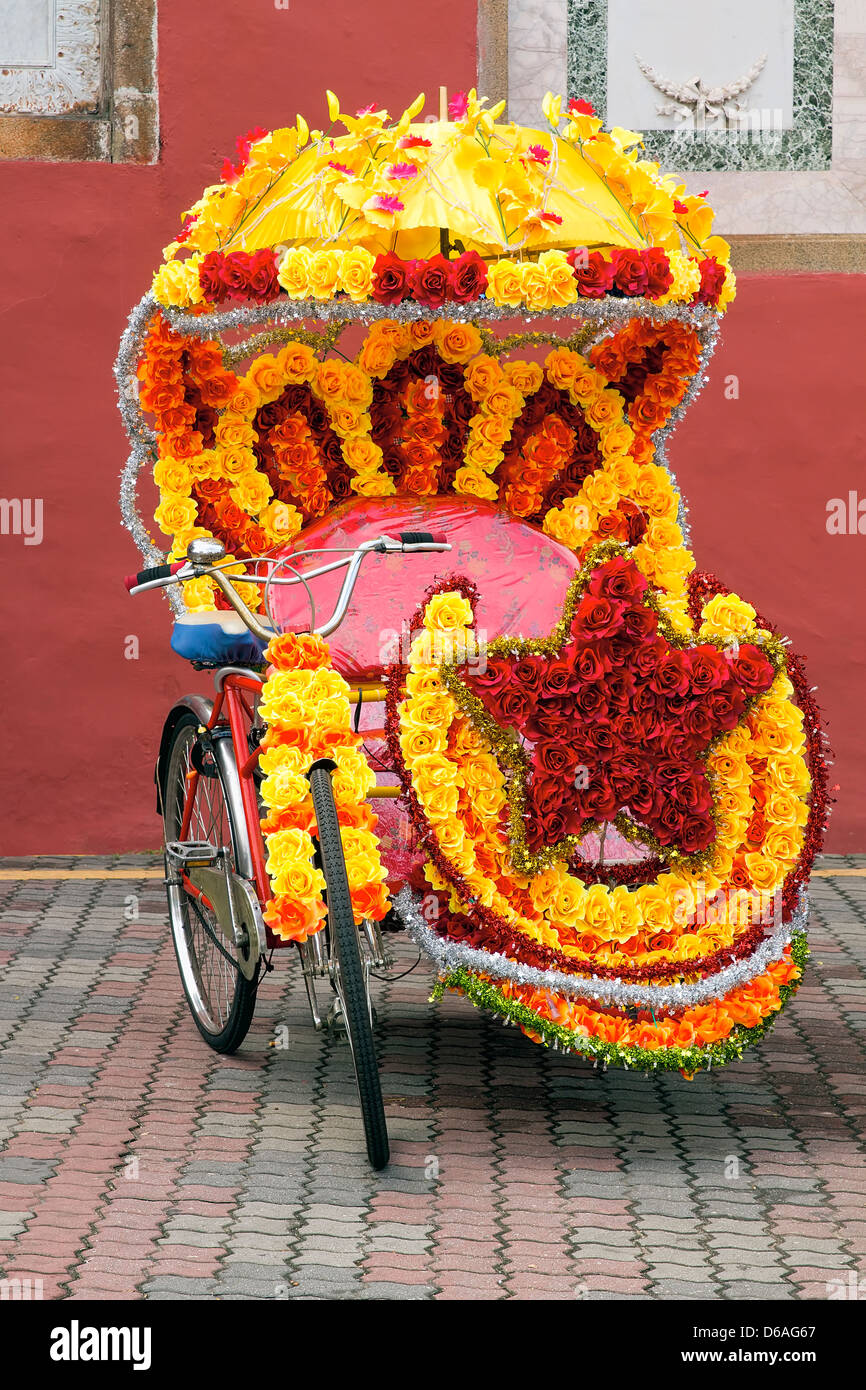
[124,562,182,592]
[398,531,447,546]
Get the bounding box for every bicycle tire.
[161,712,257,1054]
[309,763,390,1170]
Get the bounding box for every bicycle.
[126,528,451,1171]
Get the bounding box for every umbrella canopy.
[167,90,723,267]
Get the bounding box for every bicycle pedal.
[165,840,221,869]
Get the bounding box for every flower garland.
[430,930,808,1076]
[258,631,389,941]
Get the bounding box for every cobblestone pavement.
[0,854,864,1302]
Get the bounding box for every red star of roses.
[462,555,776,859]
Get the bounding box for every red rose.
[571,645,605,684]
[567,248,614,298]
[246,248,281,303]
[610,248,648,296]
[539,657,576,698]
[588,555,648,604]
[448,250,488,303]
[199,251,230,304]
[496,686,531,725]
[371,252,409,305]
[513,655,543,691]
[530,711,573,742]
[695,256,726,306]
[633,636,668,678]
[679,814,714,853]
[572,594,625,640]
[686,646,729,694]
[222,252,253,301]
[732,645,775,695]
[533,741,579,777]
[471,656,511,700]
[649,650,690,698]
[642,247,673,300]
[410,254,451,309]
[573,683,607,720]
[706,686,745,730]
[577,782,618,821]
[533,778,569,818]
[623,607,657,641]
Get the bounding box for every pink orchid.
[399,135,432,149]
[328,160,355,177]
[369,194,404,214]
[527,144,551,164]
[448,91,469,120]
[568,98,595,116]
[385,162,419,180]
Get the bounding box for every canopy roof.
[166,90,727,267]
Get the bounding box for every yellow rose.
[585,389,623,430]
[259,499,302,543]
[464,438,503,472]
[249,352,288,400]
[598,421,635,458]
[486,260,523,307]
[583,884,615,937]
[424,591,473,633]
[152,257,204,308]
[464,355,503,400]
[307,249,342,300]
[537,250,578,307]
[277,247,313,299]
[435,321,483,364]
[699,592,757,640]
[454,466,500,501]
[258,743,310,776]
[519,260,555,312]
[218,445,257,477]
[341,365,372,407]
[400,725,448,760]
[744,852,785,894]
[547,347,583,391]
[181,576,216,612]
[154,494,198,535]
[154,458,192,494]
[412,753,460,793]
[422,783,461,821]
[278,341,318,383]
[343,435,382,474]
[473,785,507,820]
[582,473,619,512]
[315,360,347,400]
[603,454,638,494]
[762,827,802,866]
[230,473,273,515]
[662,251,702,304]
[551,877,587,930]
[338,246,375,301]
[506,360,544,395]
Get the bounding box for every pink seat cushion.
[267,496,581,681]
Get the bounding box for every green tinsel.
[430,930,809,1074]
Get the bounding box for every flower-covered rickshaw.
[117,90,829,1167]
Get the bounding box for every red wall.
[0,2,862,853]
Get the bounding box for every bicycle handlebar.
[123,531,452,643]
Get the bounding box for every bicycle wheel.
[161,712,257,1053]
[308,761,390,1170]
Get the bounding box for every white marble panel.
[607,0,795,132]
[2,0,53,66]
[0,0,102,115]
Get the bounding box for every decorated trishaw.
[116,90,829,1168]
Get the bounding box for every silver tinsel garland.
[113,287,720,608]
[395,883,806,1011]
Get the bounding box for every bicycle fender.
[154,694,214,813]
